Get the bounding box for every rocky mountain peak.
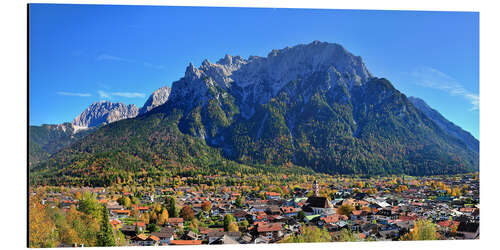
[139,86,171,115]
[185,62,202,81]
[242,41,372,89]
[72,101,139,130]
[216,54,247,69]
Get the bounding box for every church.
[302,180,335,215]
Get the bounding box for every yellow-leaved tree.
[401,219,438,241]
[228,222,239,232]
[158,209,169,226]
[281,226,331,243]
[29,194,58,248]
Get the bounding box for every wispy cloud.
[410,66,479,111]
[97,53,165,69]
[98,90,145,99]
[97,54,133,63]
[98,90,111,99]
[57,91,92,97]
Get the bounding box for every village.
[33,173,479,246]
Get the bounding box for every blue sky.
[29,4,479,139]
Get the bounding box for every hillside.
[408,96,479,153]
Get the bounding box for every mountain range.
[28,86,171,165]
[29,41,479,186]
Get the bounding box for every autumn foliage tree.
[180,206,195,221]
[223,214,236,231]
[336,204,354,216]
[281,226,331,243]
[30,190,107,248]
[29,194,57,248]
[335,228,361,242]
[78,192,102,218]
[401,219,438,241]
[142,212,150,224]
[235,195,246,208]
[64,204,100,246]
[201,201,212,213]
[228,222,239,232]
[158,209,169,225]
[119,196,131,208]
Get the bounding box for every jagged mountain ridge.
[72,86,172,130]
[31,41,479,185]
[167,41,371,118]
[408,96,479,153]
[72,101,139,129]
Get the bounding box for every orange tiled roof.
[170,240,202,245]
[149,235,160,242]
[265,192,281,196]
[168,217,184,223]
[61,200,78,204]
[257,222,283,233]
[133,222,146,227]
[437,220,459,228]
[133,234,148,241]
[320,216,337,224]
[459,207,475,213]
[112,210,131,214]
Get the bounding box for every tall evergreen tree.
[97,205,116,246]
[167,196,180,217]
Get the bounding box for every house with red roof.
[132,221,146,232]
[167,217,184,227]
[134,206,150,214]
[318,214,348,226]
[130,234,159,246]
[111,209,131,218]
[437,220,460,233]
[255,222,283,240]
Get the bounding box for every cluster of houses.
[39,174,479,246]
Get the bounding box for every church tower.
[313,179,319,197]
